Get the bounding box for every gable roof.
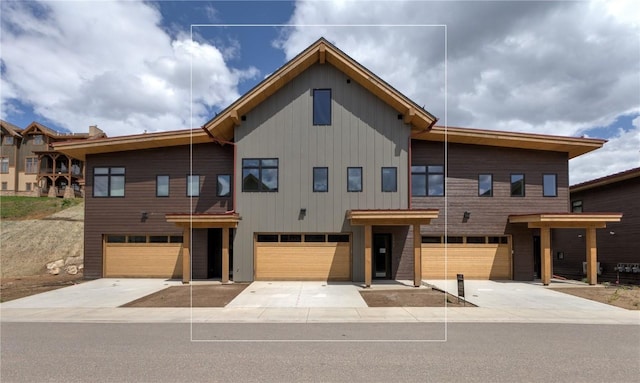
[203,38,438,141]
[0,119,23,137]
[21,121,60,137]
[412,125,606,159]
[571,167,640,193]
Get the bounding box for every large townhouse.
[54,38,621,287]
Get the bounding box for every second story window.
[381,167,397,192]
[217,175,231,197]
[347,167,362,192]
[33,135,44,145]
[313,89,331,125]
[543,174,557,197]
[510,174,525,197]
[0,158,8,173]
[313,167,328,192]
[478,174,493,197]
[242,159,278,192]
[93,167,125,197]
[25,158,38,174]
[4,136,14,145]
[156,175,169,197]
[572,200,583,213]
[412,165,444,196]
[187,175,200,197]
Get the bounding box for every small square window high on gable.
[313,89,331,125]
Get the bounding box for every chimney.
[89,125,105,138]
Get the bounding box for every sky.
[1,0,638,184]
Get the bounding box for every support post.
[413,224,422,287]
[586,227,598,285]
[540,226,551,286]
[364,225,372,288]
[222,226,230,284]
[182,226,191,284]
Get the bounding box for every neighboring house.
[554,167,640,284]
[54,38,621,286]
[0,120,105,197]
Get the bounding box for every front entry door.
[373,233,392,279]
[533,235,541,279]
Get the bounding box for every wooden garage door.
[255,234,351,281]
[104,235,183,278]
[421,236,512,280]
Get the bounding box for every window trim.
[312,88,332,126]
[0,157,8,174]
[313,167,329,192]
[478,173,493,197]
[510,173,525,197]
[186,174,200,197]
[242,158,279,192]
[217,174,232,197]
[156,175,170,197]
[543,173,557,197]
[381,167,398,193]
[93,167,125,198]
[347,167,363,192]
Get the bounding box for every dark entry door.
[533,235,541,279]
[207,229,222,279]
[373,233,392,279]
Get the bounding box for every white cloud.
[0,1,257,136]
[279,0,640,179]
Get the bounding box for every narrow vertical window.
[187,175,200,197]
[427,165,445,196]
[1,182,7,190]
[0,158,8,173]
[217,175,231,197]
[25,158,38,174]
[347,167,362,192]
[156,175,169,197]
[313,89,331,125]
[543,174,557,197]
[313,167,328,192]
[510,174,525,197]
[381,167,397,192]
[571,200,583,213]
[478,174,493,197]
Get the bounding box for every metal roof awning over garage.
[348,209,439,287]
[166,213,241,284]
[508,213,622,285]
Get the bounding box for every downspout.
[408,135,412,210]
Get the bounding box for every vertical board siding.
[234,63,410,281]
[410,140,569,280]
[554,177,640,283]
[84,143,233,278]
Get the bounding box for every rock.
[64,256,83,266]
[66,265,78,275]
[46,259,64,270]
[48,267,60,275]
[78,264,84,270]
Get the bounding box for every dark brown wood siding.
[409,140,569,280]
[84,143,233,278]
[554,176,640,283]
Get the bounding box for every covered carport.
[166,213,240,284]
[509,213,622,285]
[347,209,439,288]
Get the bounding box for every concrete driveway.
[226,281,368,308]
[426,279,627,311]
[0,278,181,308]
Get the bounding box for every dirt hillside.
[1,203,84,278]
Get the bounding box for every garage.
[103,235,183,278]
[421,236,512,280]
[254,233,351,281]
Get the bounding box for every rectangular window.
[478,174,493,197]
[257,234,279,242]
[466,236,486,244]
[313,89,331,125]
[0,158,8,173]
[217,174,231,197]
[280,234,302,242]
[543,174,557,197]
[305,234,326,242]
[572,200,583,213]
[93,167,125,197]
[242,159,278,192]
[446,236,464,244]
[421,236,442,244]
[313,167,328,192]
[127,235,147,243]
[187,175,200,197]
[381,167,397,192]
[25,182,31,191]
[1,182,7,190]
[106,235,126,243]
[25,157,38,174]
[4,136,14,145]
[149,236,169,243]
[411,165,444,196]
[33,135,44,145]
[169,236,184,243]
[156,175,169,197]
[327,234,350,243]
[510,174,525,197]
[347,167,362,192]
